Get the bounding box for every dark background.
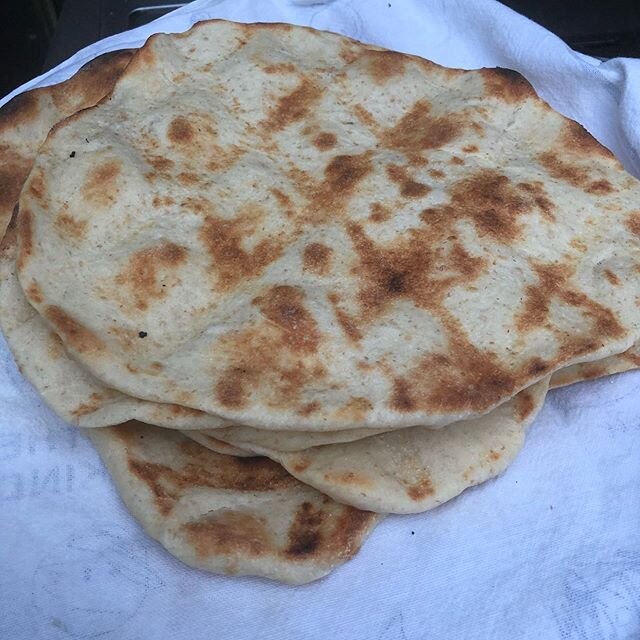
[2,0,640,97]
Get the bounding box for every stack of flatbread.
[2,20,640,584]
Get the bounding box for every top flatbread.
[2,49,631,438]
[17,20,640,431]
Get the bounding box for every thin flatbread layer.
[85,422,382,584]
[549,342,640,388]
[0,50,133,240]
[190,423,393,452]
[182,431,253,457]
[19,20,640,431]
[223,379,549,514]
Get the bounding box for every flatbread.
[190,423,393,452]
[182,431,254,457]
[549,342,640,388]
[19,20,640,431]
[0,51,133,240]
[189,351,639,454]
[219,380,549,514]
[0,54,232,430]
[85,422,382,584]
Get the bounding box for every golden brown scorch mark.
[579,363,608,380]
[353,104,377,129]
[369,203,392,223]
[561,120,614,159]
[27,172,46,201]
[291,456,312,473]
[253,286,321,355]
[516,261,624,339]
[406,471,435,501]
[0,90,40,133]
[362,49,407,83]
[335,397,373,422]
[263,62,296,74]
[328,293,362,343]
[625,211,640,237]
[622,347,640,367]
[303,242,333,275]
[199,210,284,290]
[0,149,32,214]
[184,498,375,563]
[481,68,537,103]
[264,77,322,132]
[183,510,273,558]
[346,213,519,414]
[25,281,43,303]
[382,99,465,154]
[389,336,516,415]
[16,207,33,271]
[82,160,121,206]
[146,155,174,172]
[48,49,133,111]
[214,287,325,412]
[71,392,108,418]
[152,195,175,208]
[167,116,195,144]
[334,166,566,415]
[312,132,337,151]
[308,153,374,223]
[270,188,295,218]
[55,213,87,239]
[421,170,556,245]
[347,222,485,318]
[386,164,431,198]
[44,306,106,354]
[177,171,201,186]
[115,242,187,311]
[515,391,535,421]
[125,440,295,516]
[179,491,375,564]
[298,401,320,418]
[603,269,620,286]
[284,501,324,557]
[538,151,614,194]
[322,471,372,488]
[516,181,556,220]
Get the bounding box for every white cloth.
[1,2,639,638]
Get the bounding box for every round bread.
[206,380,550,514]
[18,20,640,431]
[86,422,382,584]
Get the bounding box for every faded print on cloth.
[554,551,640,639]
[32,527,163,639]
